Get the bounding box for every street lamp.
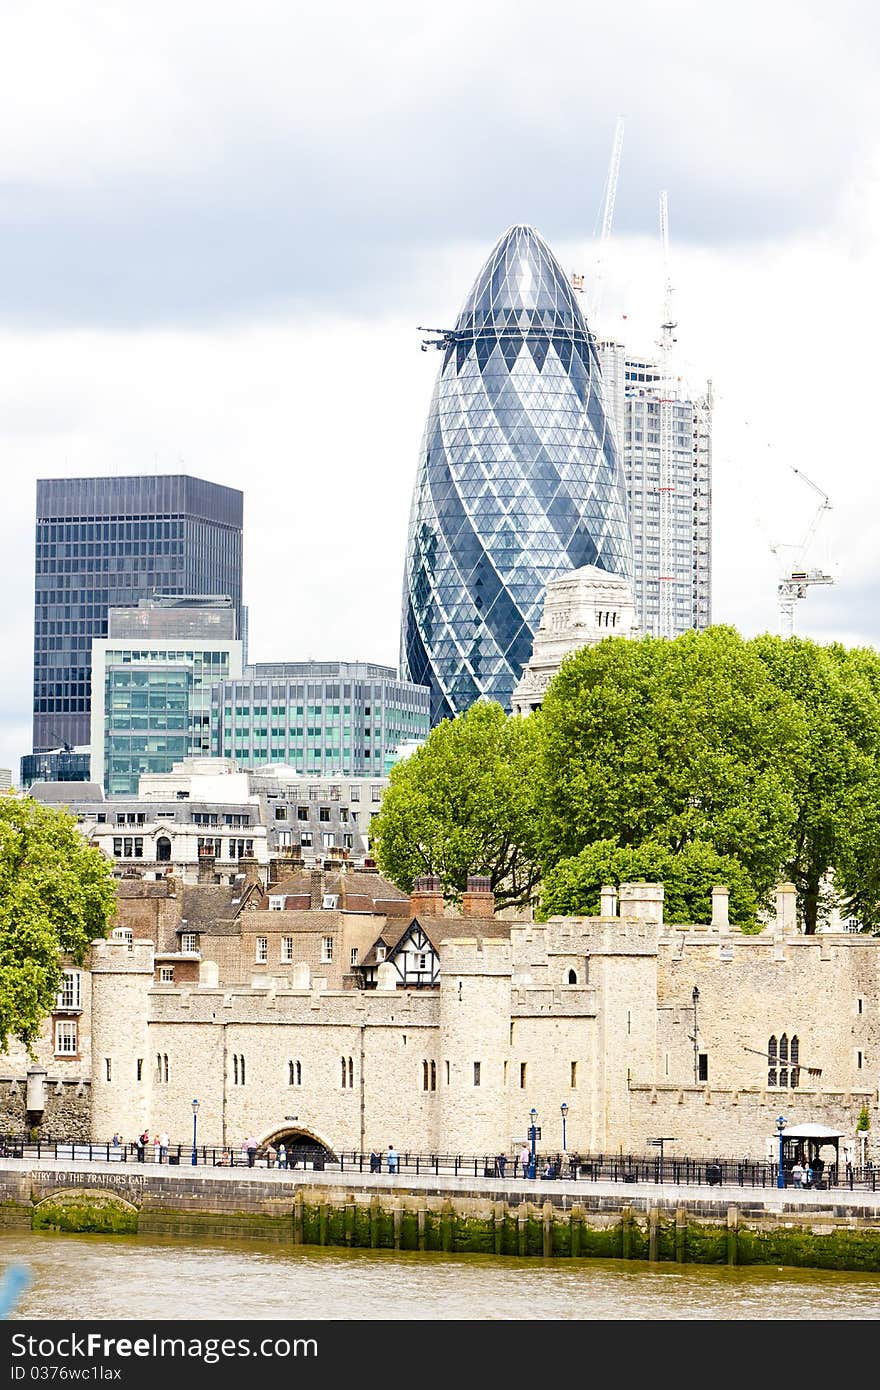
[191,1098,200,1167]
[776,1115,787,1189]
[529,1107,538,1178]
[560,1102,568,1153]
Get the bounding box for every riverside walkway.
[3,1153,880,1218]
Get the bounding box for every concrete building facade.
[597,342,711,638]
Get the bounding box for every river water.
[2,1231,880,1320]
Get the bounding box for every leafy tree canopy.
[0,795,117,1051]
[538,837,759,928]
[538,626,803,910]
[371,701,542,909]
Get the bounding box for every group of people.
[791,1158,822,1189]
[123,1129,170,1163]
[369,1145,399,1173]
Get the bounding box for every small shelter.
[778,1122,844,1185]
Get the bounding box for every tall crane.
[771,468,834,637]
[588,115,625,327]
[656,189,678,639]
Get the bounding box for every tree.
[750,637,880,932]
[371,701,542,909]
[538,626,803,910]
[0,795,117,1051]
[538,838,759,927]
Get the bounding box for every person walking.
[136,1131,147,1163]
[519,1143,530,1177]
[387,1144,399,1175]
[276,1143,286,1171]
[792,1160,804,1188]
[265,1143,277,1169]
[370,1148,381,1173]
[245,1135,257,1168]
[495,1153,507,1178]
[159,1130,169,1164]
[153,1134,161,1165]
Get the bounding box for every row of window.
[253,936,340,965]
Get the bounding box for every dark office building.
[30,475,243,754]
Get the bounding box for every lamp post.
[692,986,700,1083]
[560,1102,568,1154]
[529,1107,538,1178]
[776,1114,787,1189]
[191,1098,200,1167]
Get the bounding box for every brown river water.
[2,1230,880,1320]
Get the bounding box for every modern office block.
[211,662,430,776]
[20,747,91,789]
[31,474,243,753]
[401,224,633,724]
[90,597,243,796]
[597,342,711,636]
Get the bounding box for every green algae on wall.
[32,1194,137,1236]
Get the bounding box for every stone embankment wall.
[0,1081,91,1141]
[3,1165,880,1273]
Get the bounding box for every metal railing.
[0,1137,876,1191]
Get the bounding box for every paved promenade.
[3,1154,880,1217]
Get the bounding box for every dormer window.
[376,945,386,962]
[269,895,285,911]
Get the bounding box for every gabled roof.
[359,913,512,968]
[258,867,408,914]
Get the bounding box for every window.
[289,1060,302,1086]
[567,969,578,985]
[698,1053,708,1082]
[371,785,382,803]
[105,1058,112,1081]
[858,1050,864,1070]
[181,933,198,954]
[570,1061,577,1088]
[768,1035,778,1087]
[520,1062,527,1088]
[350,947,359,966]
[423,1060,429,1091]
[297,806,309,821]
[255,936,268,963]
[274,806,287,820]
[445,1060,450,1085]
[269,895,285,911]
[159,966,174,983]
[322,832,335,849]
[281,937,294,963]
[350,785,360,802]
[300,832,313,848]
[57,970,82,1010]
[341,1055,354,1088]
[277,830,292,847]
[319,807,330,822]
[321,936,333,963]
[348,1057,353,1088]
[233,1054,246,1085]
[430,1060,436,1091]
[767,1033,800,1088]
[136,1059,143,1081]
[473,1062,481,1087]
[376,945,386,962]
[55,1020,77,1055]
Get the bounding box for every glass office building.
[401,224,633,724]
[211,662,430,776]
[30,475,243,755]
[90,598,243,796]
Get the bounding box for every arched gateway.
[261,1123,337,1168]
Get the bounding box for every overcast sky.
[2,0,878,775]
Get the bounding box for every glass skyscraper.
[401,224,633,724]
[31,475,243,755]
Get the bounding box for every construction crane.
[570,115,624,324]
[771,468,835,637]
[656,189,678,639]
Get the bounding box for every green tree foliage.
[0,795,117,1051]
[539,838,758,927]
[749,637,880,933]
[371,701,542,908]
[539,626,802,909]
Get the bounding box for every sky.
[1,0,879,776]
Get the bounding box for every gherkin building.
[401,223,634,725]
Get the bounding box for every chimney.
[238,856,262,889]
[361,857,378,874]
[462,875,495,918]
[410,874,444,918]
[310,870,324,909]
[269,852,304,885]
[323,846,345,871]
[711,885,730,931]
[618,882,664,924]
[197,848,216,884]
[599,884,618,917]
[774,882,798,934]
